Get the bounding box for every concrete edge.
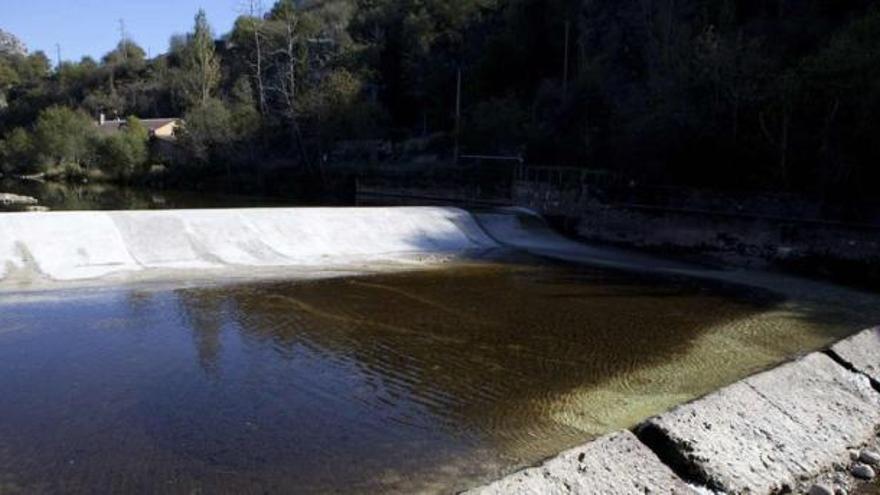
[465,327,880,495]
[830,326,880,389]
[463,430,701,495]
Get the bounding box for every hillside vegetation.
[0,0,877,201]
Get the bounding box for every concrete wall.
[512,181,880,286]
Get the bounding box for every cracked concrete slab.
[831,327,880,384]
[465,430,698,495]
[639,352,880,494]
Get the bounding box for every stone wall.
[512,181,880,287]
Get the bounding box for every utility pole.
[118,19,128,61]
[562,20,570,95]
[55,43,62,68]
[453,67,462,165]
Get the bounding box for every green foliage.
[178,10,221,108]
[0,58,21,90]
[32,105,96,168]
[94,116,150,179]
[229,77,261,139]
[0,127,34,173]
[1,0,880,197]
[268,0,297,21]
[102,41,147,68]
[177,98,234,164]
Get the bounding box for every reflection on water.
[0,262,877,494]
[0,178,289,211]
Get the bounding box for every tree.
[102,40,147,69]
[32,105,96,168]
[0,58,20,109]
[230,76,261,139]
[0,127,34,173]
[236,0,269,115]
[268,0,297,21]
[177,97,233,164]
[94,116,149,179]
[181,10,221,108]
[799,7,880,199]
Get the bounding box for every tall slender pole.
[119,19,128,62]
[55,43,62,69]
[562,20,570,95]
[453,67,462,165]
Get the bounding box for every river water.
[0,178,291,211]
[1,256,878,494]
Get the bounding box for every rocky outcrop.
[0,29,27,56]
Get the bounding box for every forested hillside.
[0,0,878,200]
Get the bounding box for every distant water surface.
[0,178,290,211]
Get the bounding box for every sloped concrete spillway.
[0,207,498,287]
[1,207,880,494]
[0,205,724,290]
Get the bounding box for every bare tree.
[760,73,797,189]
[239,0,268,115]
[266,7,318,177]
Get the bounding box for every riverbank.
[468,327,880,495]
[511,180,880,290]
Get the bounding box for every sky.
[2,0,244,64]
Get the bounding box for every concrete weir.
[0,207,497,287]
[469,327,880,494]
[0,206,705,290]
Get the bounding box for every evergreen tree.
[181,9,221,108]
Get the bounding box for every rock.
[808,483,834,495]
[850,450,861,461]
[465,430,698,494]
[851,463,876,480]
[0,193,39,206]
[834,487,848,495]
[637,353,880,494]
[859,449,880,466]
